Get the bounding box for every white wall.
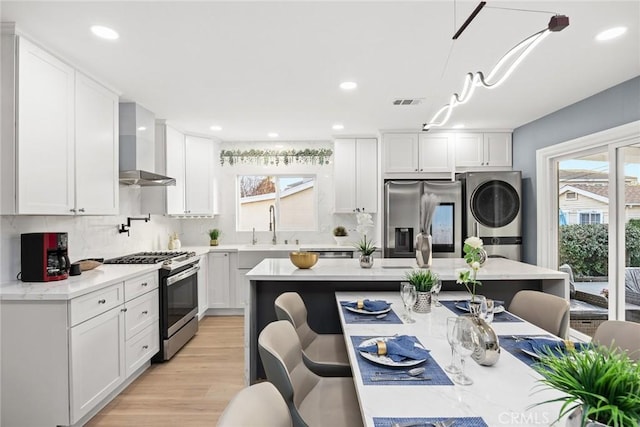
[179,140,380,247]
[0,186,181,282]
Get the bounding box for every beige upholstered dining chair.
[274,292,351,377]
[258,320,363,427]
[217,381,292,427]
[592,320,640,361]
[509,290,571,338]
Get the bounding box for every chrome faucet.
[252,227,257,245]
[269,205,277,244]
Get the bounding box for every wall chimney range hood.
[119,102,175,187]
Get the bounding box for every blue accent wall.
[513,76,640,264]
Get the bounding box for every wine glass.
[469,295,487,319]
[445,317,461,374]
[431,280,442,307]
[484,299,495,324]
[400,282,417,323]
[452,317,479,386]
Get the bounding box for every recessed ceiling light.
[452,124,465,129]
[596,26,627,41]
[90,25,119,40]
[137,126,147,131]
[268,132,279,138]
[275,144,284,149]
[332,124,344,130]
[210,125,222,131]
[339,81,357,90]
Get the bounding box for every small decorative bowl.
[289,251,319,269]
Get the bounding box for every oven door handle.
[166,264,200,287]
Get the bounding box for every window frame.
[235,174,319,232]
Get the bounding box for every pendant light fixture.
[422,5,569,131]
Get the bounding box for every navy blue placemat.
[351,335,454,386]
[499,334,555,367]
[374,416,488,427]
[441,300,523,322]
[340,303,403,324]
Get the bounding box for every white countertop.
[246,257,568,281]
[207,243,359,253]
[0,246,211,301]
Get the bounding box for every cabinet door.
[184,135,214,215]
[454,133,484,167]
[383,134,419,173]
[17,37,75,214]
[333,139,357,213]
[208,252,231,308]
[165,126,186,215]
[355,138,377,213]
[197,254,209,316]
[234,268,249,309]
[69,305,125,423]
[418,133,454,172]
[75,73,119,215]
[484,133,512,167]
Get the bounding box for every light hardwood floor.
[86,316,245,426]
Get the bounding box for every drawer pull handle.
[142,310,148,315]
[98,299,106,304]
[121,308,128,312]
[141,282,148,287]
[142,345,149,350]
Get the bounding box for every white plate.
[358,337,427,367]
[345,304,391,315]
[521,348,541,359]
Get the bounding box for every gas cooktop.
[104,251,189,265]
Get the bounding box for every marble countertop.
[207,243,359,253]
[246,257,568,281]
[0,246,211,301]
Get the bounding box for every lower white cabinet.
[1,272,159,426]
[197,254,209,317]
[208,252,232,308]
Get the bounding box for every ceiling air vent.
[392,98,424,106]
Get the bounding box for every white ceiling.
[2,1,638,142]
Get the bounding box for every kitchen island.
[245,257,568,383]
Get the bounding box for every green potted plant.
[333,226,349,246]
[208,228,220,246]
[532,345,640,427]
[354,235,376,268]
[404,269,439,313]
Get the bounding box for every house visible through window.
[579,211,602,224]
[237,175,317,231]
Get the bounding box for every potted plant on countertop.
[354,235,376,268]
[404,269,439,313]
[532,345,640,427]
[208,228,220,246]
[333,226,349,246]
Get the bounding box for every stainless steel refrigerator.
[384,180,462,258]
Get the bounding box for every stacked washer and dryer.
[458,171,523,261]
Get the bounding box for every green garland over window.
[220,148,333,166]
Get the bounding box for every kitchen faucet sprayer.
[269,205,277,244]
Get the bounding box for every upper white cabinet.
[74,73,119,214]
[454,132,512,168]
[383,133,453,174]
[0,32,118,215]
[160,124,216,216]
[334,138,377,213]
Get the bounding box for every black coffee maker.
[21,232,70,282]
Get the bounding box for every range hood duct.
[119,102,175,187]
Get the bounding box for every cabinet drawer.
[125,322,159,377]
[70,283,124,326]
[125,289,159,340]
[124,272,158,301]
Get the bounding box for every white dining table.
[335,291,573,427]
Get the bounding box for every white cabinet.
[1,272,159,426]
[69,304,125,422]
[383,133,453,174]
[197,254,209,317]
[208,252,231,309]
[161,125,216,216]
[0,33,118,215]
[455,132,512,168]
[334,138,377,213]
